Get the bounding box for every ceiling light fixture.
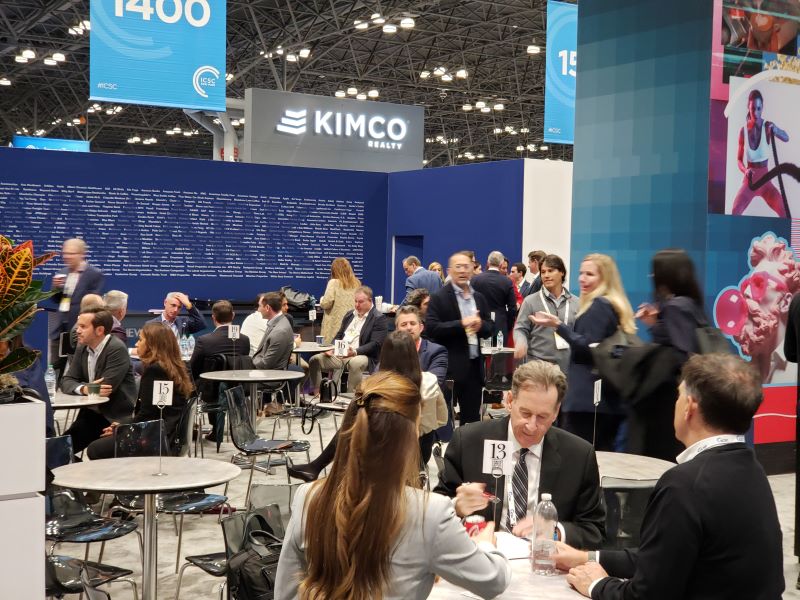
[225,72,234,81]
[400,17,415,28]
[0,78,10,86]
[372,13,385,24]
[14,56,27,63]
[367,89,379,98]
[455,69,468,78]
[356,93,367,100]
[335,90,346,98]
[299,48,311,58]
[441,73,453,82]
[493,103,504,111]
[22,49,36,59]
[44,58,57,66]
[275,47,284,55]
[347,87,358,95]
[527,45,541,54]
[480,106,491,113]
[383,23,397,33]
[354,19,369,29]
[52,52,66,62]
[520,127,529,133]
[516,145,524,151]
[286,53,297,62]
[474,101,486,109]
[419,70,430,79]
[433,66,446,76]
[493,128,503,134]
[462,104,472,111]
[540,145,549,151]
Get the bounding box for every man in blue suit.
[146,291,207,337]
[49,238,105,379]
[403,255,443,303]
[395,305,448,388]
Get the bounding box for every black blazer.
[433,417,606,549]
[134,363,188,442]
[425,283,493,381]
[593,444,784,600]
[60,335,136,421]
[189,326,251,399]
[146,305,208,336]
[334,307,388,371]
[525,275,543,297]
[418,338,448,389]
[48,264,105,338]
[471,269,518,338]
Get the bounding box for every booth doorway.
[391,235,424,304]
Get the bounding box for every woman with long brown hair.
[275,371,510,600]
[320,257,361,344]
[86,322,193,459]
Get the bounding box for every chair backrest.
[484,351,515,391]
[221,512,248,558]
[246,488,285,538]
[172,395,199,457]
[113,419,169,457]
[46,435,74,471]
[225,385,257,448]
[80,567,111,600]
[225,353,254,370]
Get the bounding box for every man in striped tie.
[434,360,606,550]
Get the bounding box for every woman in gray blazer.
[275,370,511,600]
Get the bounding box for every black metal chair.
[45,554,136,599]
[109,418,230,572]
[480,350,514,419]
[225,385,311,507]
[80,567,112,600]
[45,436,139,563]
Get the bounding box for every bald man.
[49,238,104,377]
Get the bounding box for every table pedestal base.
[142,493,158,600]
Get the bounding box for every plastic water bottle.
[187,334,196,356]
[45,364,56,398]
[180,334,189,360]
[496,331,504,349]
[531,493,558,576]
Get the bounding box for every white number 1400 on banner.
[115,0,211,28]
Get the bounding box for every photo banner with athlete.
[89,0,226,111]
[708,0,800,217]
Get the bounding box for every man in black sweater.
[555,353,784,600]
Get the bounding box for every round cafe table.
[52,456,240,600]
[428,555,583,599]
[200,369,305,427]
[51,390,109,410]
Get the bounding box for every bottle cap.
[541,493,552,501]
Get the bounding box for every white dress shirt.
[241,311,267,356]
[343,311,368,351]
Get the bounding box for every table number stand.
[152,380,174,477]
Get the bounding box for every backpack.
[227,513,283,600]
[279,286,316,311]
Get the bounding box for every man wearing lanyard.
[426,252,494,424]
[434,360,606,549]
[513,254,577,374]
[49,238,104,379]
[556,354,784,600]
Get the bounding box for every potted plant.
[0,235,56,389]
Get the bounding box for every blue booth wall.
[570,0,713,310]
[386,159,525,302]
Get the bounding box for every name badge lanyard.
[539,290,569,349]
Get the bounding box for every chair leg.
[174,514,184,574]
[244,456,256,508]
[97,539,105,563]
[174,560,195,600]
[218,579,227,600]
[84,543,91,562]
[172,513,179,535]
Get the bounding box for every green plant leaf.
[16,284,56,304]
[0,241,33,311]
[0,347,39,375]
[0,301,39,341]
[33,251,57,268]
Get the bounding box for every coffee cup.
[315,335,325,345]
[86,383,101,399]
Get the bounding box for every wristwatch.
[587,550,599,563]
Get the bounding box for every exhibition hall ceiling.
[0,0,574,166]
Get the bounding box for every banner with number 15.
[90,0,226,111]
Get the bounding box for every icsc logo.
[193,65,220,98]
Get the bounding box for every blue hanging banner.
[544,0,577,145]
[90,0,226,111]
[11,136,90,152]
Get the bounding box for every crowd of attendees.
[12,238,785,599]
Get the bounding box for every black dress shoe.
[286,463,320,483]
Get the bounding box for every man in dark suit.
[189,300,251,442]
[426,251,494,424]
[472,250,517,342]
[558,354,784,600]
[61,309,136,453]
[403,255,443,302]
[395,305,448,388]
[308,285,388,393]
[147,291,207,337]
[511,263,530,299]
[49,238,104,378]
[435,360,605,549]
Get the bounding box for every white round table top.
[596,451,674,486]
[428,555,581,599]
[52,456,241,494]
[292,342,334,354]
[51,391,109,409]
[199,369,305,383]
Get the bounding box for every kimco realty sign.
[244,88,423,172]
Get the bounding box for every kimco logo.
[276,109,408,150]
